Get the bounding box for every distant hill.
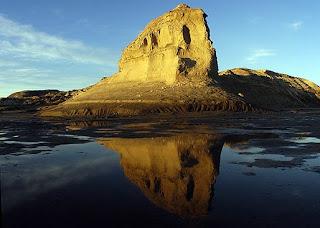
[0,90,79,112]
[216,68,320,110]
[2,67,320,115]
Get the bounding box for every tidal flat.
[1,111,320,227]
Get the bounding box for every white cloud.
[289,21,303,31]
[245,49,276,64]
[0,14,116,66]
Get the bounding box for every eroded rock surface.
[216,68,320,109]
[39,5,254,117]
[112,4,218,84]
[39,5,320,117]
[0,90,78,112]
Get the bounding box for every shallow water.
[1,112,320,227]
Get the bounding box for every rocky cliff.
[37,4,320,117]
[111,4,218,85]
[39,4,254,117]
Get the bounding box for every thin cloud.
[245,49,276,64]
[248,16,263,24]
[0,60,19,66]
[289,21,303,31]
[0,65,107,96]
[0,67,99,86]
[51,9,65,19]
[0,14,115,66]
[0,67,54,84]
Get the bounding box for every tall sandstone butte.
[40,4,252,117]
[39,4,320,117]
[111,4,219,84]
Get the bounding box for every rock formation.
[99,134,223,217]
[39,4,254,117]
[0,90,78,112]
[38,5,320,117]
[216,68,320,109]
[110,4,218,85]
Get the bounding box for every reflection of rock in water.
[66,121,113,130]
[99,135,223,217]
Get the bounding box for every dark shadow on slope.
[211,68,320,110]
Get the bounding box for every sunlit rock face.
[36,5,320,117]
[100,134,223,217]
[38,4,256,117]
[111,4,218,84]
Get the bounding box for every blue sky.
[0,0,319,97]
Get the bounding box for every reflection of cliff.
[99,135,223,217]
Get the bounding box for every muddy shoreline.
[2,110,320,170]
